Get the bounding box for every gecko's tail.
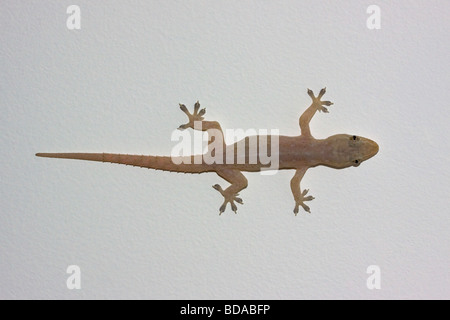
[35,153,211,173]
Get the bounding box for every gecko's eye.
[353,159,361,166]
[352,135,357,140]
[354,159,359,164]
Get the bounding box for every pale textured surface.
[1,0,449,299]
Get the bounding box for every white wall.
[1,0,449,299]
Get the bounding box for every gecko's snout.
[362,139,379,161]
[373,141,379,156]
[370,140,379,158]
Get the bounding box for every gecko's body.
[36,88,379,214]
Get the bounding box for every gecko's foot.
[293,189,315,215]
[178,101,206,130]
[213,184,243,215]
[307,88,334,113]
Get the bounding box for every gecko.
[36,88,379,215]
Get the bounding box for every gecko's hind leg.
[178,101,205,130]
[178,101,223,132]
[213,169,248,215]
[178,101,225,150]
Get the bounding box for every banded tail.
[35,153,212,173]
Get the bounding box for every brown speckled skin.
[36,88,378,215]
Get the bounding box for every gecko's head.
[324,134,379,169]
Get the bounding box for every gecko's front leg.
[290,167,314,215]
[299,88,333,137]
